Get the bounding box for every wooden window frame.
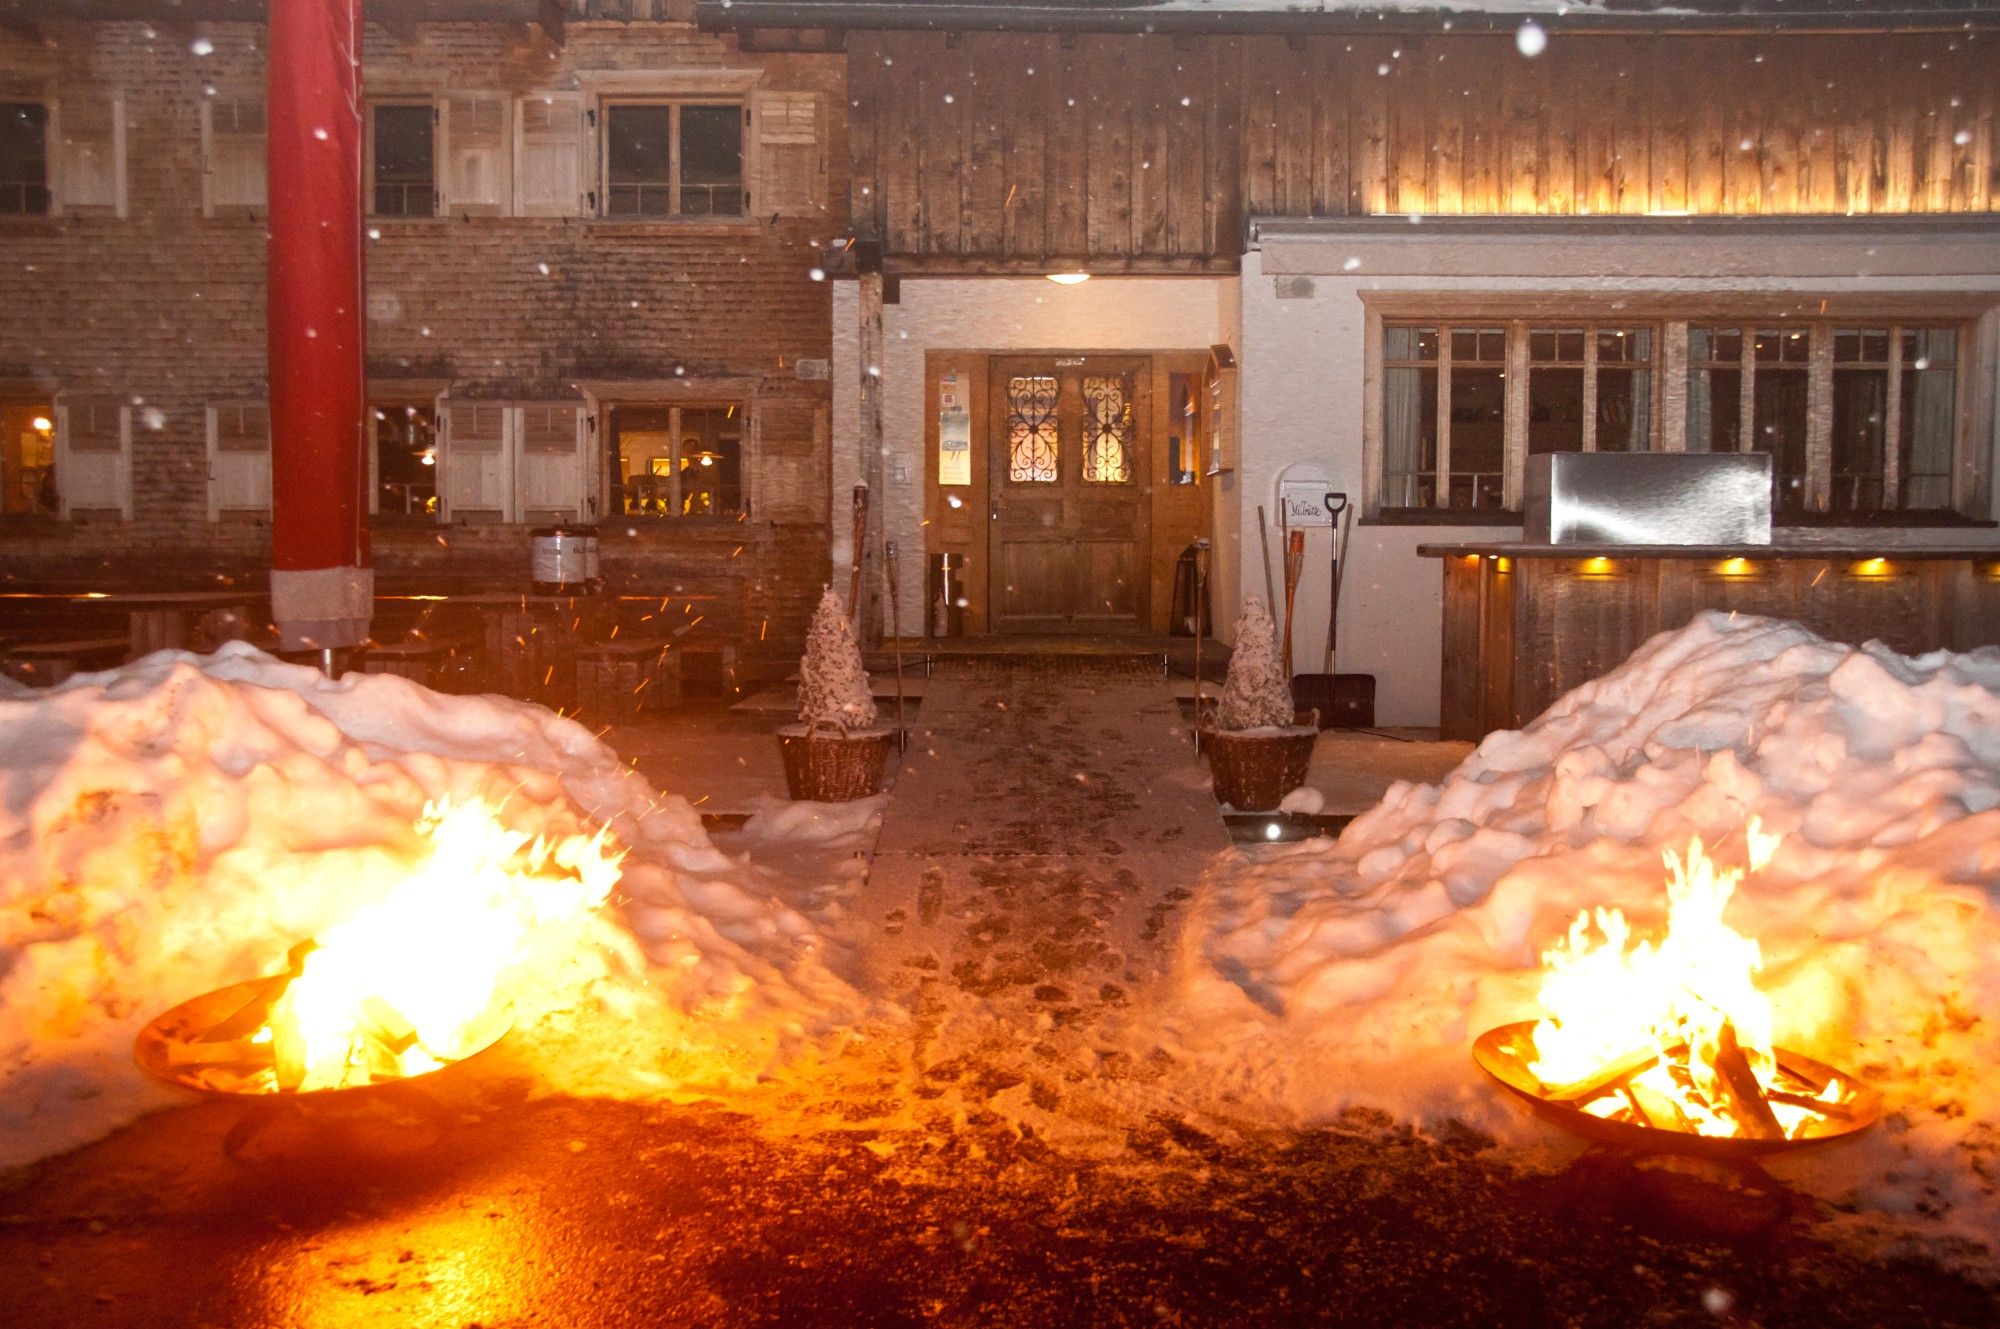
[1367,307,1979,523]
[596,98,748,221]
[365,98,439,221]
[606,400,749,521]
[0,98,51,217]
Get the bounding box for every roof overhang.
[696,1,2000,37]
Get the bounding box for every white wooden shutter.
[514,94,583,217]
[441,401,513,522]
[55,397,131,520]
[205,402,271,521]
[444,95,509,216]
[515,403,587,524]
[51,92,124,217]
[202,97,266,215]
[753,90,822,215]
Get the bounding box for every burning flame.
[1524,821,1845,1139]
[260,800,623,1093]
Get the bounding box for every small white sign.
[1279,480,1333,527]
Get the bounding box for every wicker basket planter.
[777,721,897,802]
[1201,710,1319,811]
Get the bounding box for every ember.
[1476,823,1877,1148]
[139,800,623,1096]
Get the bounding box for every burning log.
[1711,1023,1785,1141]
[1539,1046,1660,1105]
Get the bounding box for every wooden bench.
[2,637,130,687]
[574,640,674,724]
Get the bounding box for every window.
[1376,315,1968,520]
[0,102,48,215]
[2,400,57,514]
[206,402,271,521]
[608,403,743,517]
[373,402,438,516]
[369,102,434,218]
[601,101,744,218]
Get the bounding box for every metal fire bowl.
[1473,1021,1882,1161]
[135,976,511,1103]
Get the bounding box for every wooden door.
[988,356,1150,633]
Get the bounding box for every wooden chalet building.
[0,0,846,674]
[700,0,2000,726]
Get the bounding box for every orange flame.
[261,800,623,1092]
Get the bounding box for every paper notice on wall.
[938,373,972,487]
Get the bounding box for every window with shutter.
[207,402,271,521]
[515,94,582,217]
[445,96,509,216]
[369,101,435,219]
[442,402,512,522]
[755,91,822,216]
[53,93,122,217]
[56,397,129,520]
[203,97,266,215]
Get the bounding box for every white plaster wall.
[1236,246,2000,729]
[833,276,1233,631]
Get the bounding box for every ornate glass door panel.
[987,356,1150,633]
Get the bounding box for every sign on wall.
[938,372,971,486]
[1279,479,1334,527]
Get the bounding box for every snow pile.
[796,587,877,732]
[0,643,858,1168]
[1216,597,1294,731]
[1170,612,2000,1262]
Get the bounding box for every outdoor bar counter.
[1418,541,2000,741]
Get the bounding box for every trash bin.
[928,552,965,637]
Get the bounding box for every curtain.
[1382,366,1427,507]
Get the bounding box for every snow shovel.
[1290,492,1375,729]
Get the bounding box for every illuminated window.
[608,403,744,518]
[1005,375,1060,483]
[1080,374,1134,484]
[373,402,439,517]
[1,400,58,514]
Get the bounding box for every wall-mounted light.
[1717,557,1754,577]
[1045,271,1090,286]
[31,415,52,433]
[1851,557,1892,578]
[1581,556,1615,577]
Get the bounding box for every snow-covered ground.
[0,644,861,1169]
[1167,612,2000,1266]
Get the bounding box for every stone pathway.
[855,656,1227,1146]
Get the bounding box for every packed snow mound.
[0,643,857,1168]
[1170,612,2000,1264]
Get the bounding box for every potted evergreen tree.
[777,588,897,801]
[1202,597,1319,811]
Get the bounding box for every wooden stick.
[1282,528,1305,679]
[1539,1046,1661,1105]
[1765,1086,1860,1123]
[1256,504,1277,611]
[1713,1022,1786,1140]
[1192,538,1209,755]
[885,538,907,751]
[847,484,869,624]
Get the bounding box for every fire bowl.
[135,976,511,1102]
[1473,1021,1881,1160]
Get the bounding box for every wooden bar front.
[1421,544,2000,741]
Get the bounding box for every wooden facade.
[848,30,2000,267]
[1430,545,2000,740]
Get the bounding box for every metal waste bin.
[928,552,965,637]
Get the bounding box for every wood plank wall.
[847,30,2000,266]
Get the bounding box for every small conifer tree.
[797,587,878,731]
[1216,597,1295,731]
